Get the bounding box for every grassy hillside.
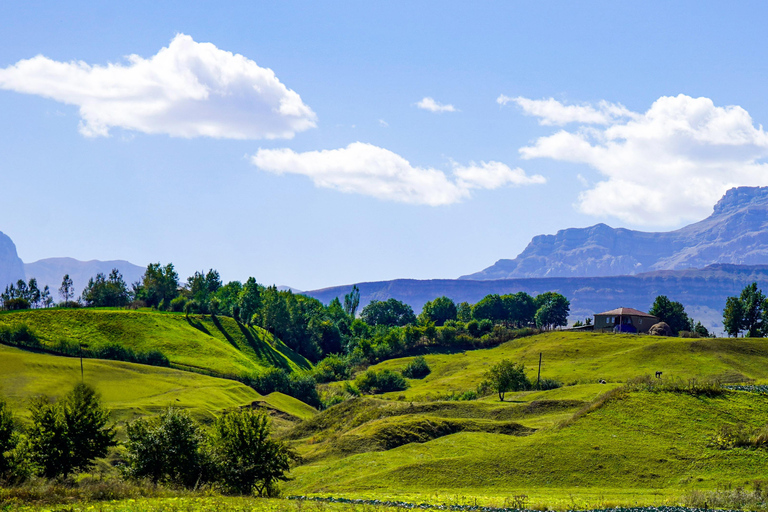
[366,331,768,400]
[0,308,311,377]
[0,344,315,427]
[285,387,768,506]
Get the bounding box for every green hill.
[366,331,768,400]
[0,344,267,425]
[0,309,311,377]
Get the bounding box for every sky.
[3,1,768,290]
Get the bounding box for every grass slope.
[0,309,311,377]
[0,345,315,427]
[286,389,768,505]
[368,331,768,400]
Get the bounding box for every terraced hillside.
[0,309,311,377]
[365,331,768,401]
[0,344,315,428]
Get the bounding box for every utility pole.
[537,352,542,387]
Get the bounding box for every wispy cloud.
[514,94,768,225]
[416,97,457,113]
[251,142,544,206]
[498,95,635,126]
[0,34,316,139]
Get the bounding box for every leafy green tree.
[471,294,506,323]
[502,292,537,327]
[534,292,570,330]
[740,283,766,337]
[419,296,457,326]
[482,359,529,401]
[693,321,710,337]
[456,302,472,322]
[135,263,179,309]
[649,295,692,335]
[343,285,360,319]
[82,269,131,307]
[124,407,207,487]
[238,277,262,325]
[0,397,21,479]
[28,384,115,478]
[59,274,74,305]
[723,295,744,337]
[361,298,417,327]
[208,409,294,496]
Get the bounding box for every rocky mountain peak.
[712,186,768,216]
[0,231,26,290]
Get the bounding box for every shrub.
[3,298,30,311]
[478,319,493,334]
[401,356,430,379]
[169,295,188,313]
[314,354,351,383]
[466,320,480,337]
[208,409,294,496]
[534,378,562,391]
[355,369,409,394]
[124,407,208,487]
[0,324,41,349]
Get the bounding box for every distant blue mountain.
[24,257,145,297]
[462,186,768,279]
[0,231,25,290]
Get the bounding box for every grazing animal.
[598,379,606,384]
[655,371,663,379]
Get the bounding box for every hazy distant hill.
[24,257,145,297]
[305,264,768,334]
[0,231,25,290]
[463,186,768,280]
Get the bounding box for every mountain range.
[462,186,768,279]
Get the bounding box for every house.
[593,307,659,334]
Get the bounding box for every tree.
[649,295,692,335]
[472,294,506,323]
[28,383,115,478]
[482,360,529,401]
[238,277,262,325]
[59,274,74,305]
[502,292,537,327]
[124,407,207,487]
[419,296,457,326]
[361,298,417,327]
[456,302,472,322]
[693,321,710,337]
[740,283,766,338]
[82,269,130,307]
[0,397,18,478]
[534,292,570,330]
[343,285,360,319]
[723,295,744,337]
[208,409,294,496]
[135,263,179,309]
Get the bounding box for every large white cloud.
[514,94,768,225]
[0,34,316,139]
[251,142,544,206]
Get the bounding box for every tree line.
[0,383,292,496]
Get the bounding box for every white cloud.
[416,97,457,113]
[0,34,316,139]
[516,94,768,225]
[378,119,389,127]
[498,95,635,126]
[251,142,544,206]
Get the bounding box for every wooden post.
[537,352,542,387]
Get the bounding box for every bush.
[0,324,41,349]
[401,356,430,379]
[355,369,409,394]
[467,320,480,337]
[169,295,188,313]
[3,298,30,311]
[124,407,209,487]
[534,378,562,391]
[249,368,321,408]
[478,319,493,334]
[313,354,351,383]
[208,409,294,496]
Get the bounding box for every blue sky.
[3,1,768,290]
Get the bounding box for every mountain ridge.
[462,186,768,280]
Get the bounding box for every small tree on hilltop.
[482,359,530,401]
[59,274,74,305]
[722,282,768,338]
[649,295,692,335]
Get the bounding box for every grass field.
[365,331,768,400]
[0,308,311,377]
[0,344,314,427]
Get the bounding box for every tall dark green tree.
[135,263,179,309]
[649,295,692,335]
[82,269,130,307]
[59,274,74,304]
[343,285,360,319]
[419,296,457,326]
[238,277,262,325]
[471,294,506,323]
[502,292,537,327]
[533,292,570,330]
[456,301,472,322]
[722,283,768,338]
[723,295,745,337]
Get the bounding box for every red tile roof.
[595,307,657,318]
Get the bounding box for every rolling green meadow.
[4,310,768,510]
